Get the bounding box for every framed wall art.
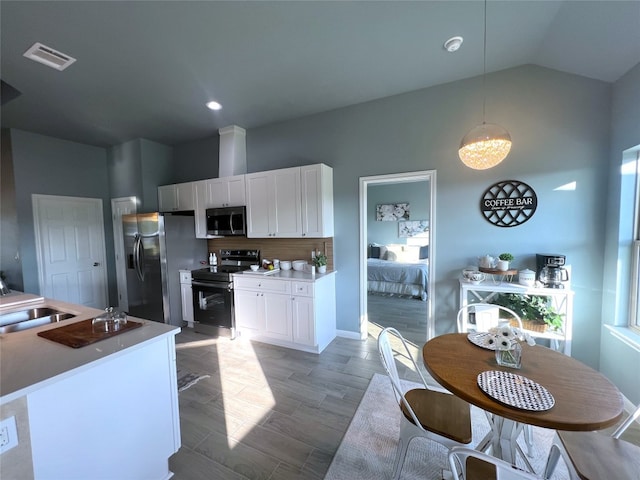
[376,203,410,221]
[399,220,429,237]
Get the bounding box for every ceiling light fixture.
[444,36,463,53]
[206,101,222,111]
[458,0,511,170]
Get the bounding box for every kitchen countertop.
[234,269,337,282]
[0,293,179,404]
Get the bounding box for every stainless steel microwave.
[205,206,246,236]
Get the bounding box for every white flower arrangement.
[487,323,536,350]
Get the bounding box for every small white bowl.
[280,261,292,270]
[250,264,259,271]
[292,260,307,271]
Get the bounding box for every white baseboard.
[336,329,361,340]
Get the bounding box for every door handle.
[93,262,101,267]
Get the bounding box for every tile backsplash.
[206,237,334,270]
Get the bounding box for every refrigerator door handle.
[133,234,145,282]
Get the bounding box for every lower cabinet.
[233,274,336,353]
[179,270,194,328]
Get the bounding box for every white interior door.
[33,194,108,308]
[111,196,137,310]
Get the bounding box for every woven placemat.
[478,370,555,411]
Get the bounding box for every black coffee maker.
[536,254,569,288]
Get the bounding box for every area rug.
[177,369,210,392]
[324,373,568,479]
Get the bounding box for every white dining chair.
[449,447,543,480]
[456,303,524,333]
[456,303,534,460]
[543,402,640,480]
[377,327,472,480]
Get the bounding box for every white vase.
[317,265,327,274]
[496,260,509,271]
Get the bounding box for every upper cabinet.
[158,182,195,212]
[207,175,246,208]
[193,174,246,238]
[300,164,334,238]
[246,167,301,237]
[246,163,333,238]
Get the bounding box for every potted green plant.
[497,253,514,271]
[313,252,327,273]
[492,293,564,332]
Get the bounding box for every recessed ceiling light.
[206,101,222,111]
[444,36,464,53]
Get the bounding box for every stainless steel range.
[191,249,259,338]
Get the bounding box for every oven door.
[191,280,235,338]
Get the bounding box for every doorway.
[359,171,436,344]
[33,194,108,308]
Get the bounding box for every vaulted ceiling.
[1,1,639,148]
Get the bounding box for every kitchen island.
[0,294,180,480]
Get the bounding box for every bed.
[367,244,429,301]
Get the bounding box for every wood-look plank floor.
[169,295,640,480]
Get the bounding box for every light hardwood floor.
[169,311,639,479]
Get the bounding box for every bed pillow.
[419,245,429,259]
[385,244,420,262]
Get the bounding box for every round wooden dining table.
[423,333,624,466]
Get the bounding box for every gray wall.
[246,65,611,371]
[600,62,640,404]
[368,182,430,247]
[9,129,114,298]
[107,138,174,213]
[172,136,219,183]
[0,129,23,290]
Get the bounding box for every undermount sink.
[0,307,76,334]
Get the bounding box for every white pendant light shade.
[458,122,512,170]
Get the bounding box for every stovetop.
[192,249,260,282]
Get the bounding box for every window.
[630,150,640,331]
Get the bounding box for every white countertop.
[0,294,179,404]
[234,269,337,282]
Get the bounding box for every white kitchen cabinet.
[158,182,195,212]
[207,174,246,207]
[180,269,194,327]
[193,179,209,238]
[235,289,266,334]
[300,164,334,237]
[233,272,336,353]
[292,294,315,346]
[235,279,291,339]
[264,292,292,341]
[246,167,301,237]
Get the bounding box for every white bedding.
[367,258,428,301]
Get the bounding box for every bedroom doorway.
[359,171,436,345]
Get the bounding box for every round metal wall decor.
[480,180,537,227]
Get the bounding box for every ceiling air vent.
[23,42,76,71]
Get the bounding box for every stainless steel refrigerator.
[122,212,207,325]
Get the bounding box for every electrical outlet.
[0,416,18,453]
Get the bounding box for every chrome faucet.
[0,277,10,296]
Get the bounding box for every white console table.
[459,279,574,355]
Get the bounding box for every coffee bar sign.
[480,180,537,227]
